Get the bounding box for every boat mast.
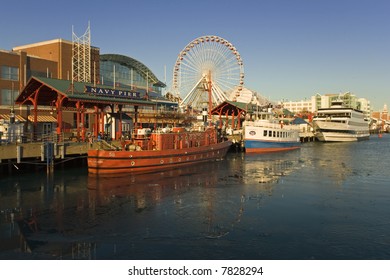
[208,70,212,126]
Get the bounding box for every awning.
[27,115,57,122]
[0,114,26,122]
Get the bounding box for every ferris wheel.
[172,35,244,110]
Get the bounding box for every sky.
[1,0,389,110]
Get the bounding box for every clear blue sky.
[1,0,389,110]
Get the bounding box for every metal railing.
[0,131,68,145]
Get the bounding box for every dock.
[0,141,105,175]
[299,132,316,142]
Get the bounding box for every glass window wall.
[100,61,162,95]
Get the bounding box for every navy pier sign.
[85,86,141,99]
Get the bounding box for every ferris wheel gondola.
[172,35,244,110]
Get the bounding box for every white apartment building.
[279,97,316,113]
[280,92,371,117]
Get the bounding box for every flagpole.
[131,68,133,90]
[113,64,116,89]
[93,61,96,87]
[146,71,148,94]
[164,65,166,95]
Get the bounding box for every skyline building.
[280,92,372,119]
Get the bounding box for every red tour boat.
[87,126,232,175]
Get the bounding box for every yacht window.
[269,131,272,137]
[273,131,276,137]
[264,130,268,137]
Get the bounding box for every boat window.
[273,131,276,137]
[264,130,268,137]
[269,131,272,137]
[277,131,280,137]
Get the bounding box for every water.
[1,134,390,260]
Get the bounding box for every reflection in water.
[307,142,357,186]
[1,160,250,259]
[243,153,301,184]
[87,166,213,211]
[1,135,390,259]
[86,163,244,240]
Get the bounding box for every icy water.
[1,134,390,260]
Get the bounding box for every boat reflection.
[307,142,357,186]
[86,159,249,241]
[87,162,220,210]
[242,151,302,185]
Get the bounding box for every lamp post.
[10,82,15,124]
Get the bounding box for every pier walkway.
[0,140,116,175]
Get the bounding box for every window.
[1,66,19,81]
[263,130,267,137]
[0,89,19,105]
[28,70,47,80]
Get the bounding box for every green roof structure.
[16,76,156,108]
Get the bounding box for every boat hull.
[315,131,370,142]
[87,140,232,175]
[245,140,301,153]
[313,121,370,142]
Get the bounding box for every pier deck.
[0,141,113,175]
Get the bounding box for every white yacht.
[312,100,370,142]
